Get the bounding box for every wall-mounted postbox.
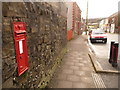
[13,22,28,76]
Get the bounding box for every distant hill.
[84,17,106,23]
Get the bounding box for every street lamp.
[85,0,89,35]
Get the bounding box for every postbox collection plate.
[13,22,28,76]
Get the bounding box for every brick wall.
[2,2,67,88]
[73,2,81,35]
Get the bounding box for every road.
[88,33,119,88]
[89,33,118,58]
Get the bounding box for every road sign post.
[109,42,119,67]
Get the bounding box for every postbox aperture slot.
[15,30,26,34]
[15,31,26,37]
[16,32,25,35]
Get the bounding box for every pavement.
[47,35,106,88]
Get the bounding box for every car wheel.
[103,40,107,44]
[90,40,94,43]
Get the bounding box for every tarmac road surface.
[88,33,119,88]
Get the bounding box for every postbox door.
[16,39,28,76]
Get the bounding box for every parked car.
[89,29,107,43]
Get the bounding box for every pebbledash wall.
[2,2,67,88]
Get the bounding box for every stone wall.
[2,2,67,88]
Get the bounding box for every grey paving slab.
[56,74,67,80]
[74,62,85,67]
[67,74,80,82]
[80,76,93,84]
[64,62,74,66]
[69,65,80,70]
[57,80,73,88]
[72,82,94,88]
[74,70,92,77]
[62,69,74,75]
[61,64,71,69]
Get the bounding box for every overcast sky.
[73,0,120,19]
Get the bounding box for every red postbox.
[13,22,28,76]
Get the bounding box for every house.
[99,18,109,32]
[108,12,118,33]
[66,2,82,40]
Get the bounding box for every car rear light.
[91,36,96,38]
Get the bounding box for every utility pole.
[85,0,88,35]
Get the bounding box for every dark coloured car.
[89,29,107,43]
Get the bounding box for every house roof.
[109,12,118,17]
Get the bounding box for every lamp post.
[85,0,89,35]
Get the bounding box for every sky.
[73,0,120,19]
